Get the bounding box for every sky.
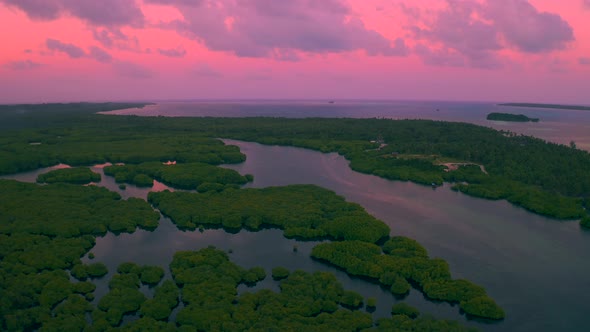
[1,0,589,104]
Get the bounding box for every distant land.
[487,112,539,122]
[499,103,590,111]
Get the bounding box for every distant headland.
[487,112,539,122]
[498,103,590,111]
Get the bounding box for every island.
[486,112,539,122]
[498,103,590,111]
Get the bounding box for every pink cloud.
[157,46,186,57]
[112,61,153,79]
[159,0,407,58]
[89,46,113,63]
[4,59,44,70]
[408,0,574,68]
[192,63,223,78]
[1,0,144,26]
[92,28,144,52]
[46,38,86,58]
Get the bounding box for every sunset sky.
[1,0,589,104]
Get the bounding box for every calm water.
[106,100,590,151]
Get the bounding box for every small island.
[498,103,590,111]
[487,112,539,122]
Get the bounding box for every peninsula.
[486,112,539,122]
[498,103,590,111]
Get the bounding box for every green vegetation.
[242,267,267,285]
[94,264,147,327]
[36,167,101,184]
[0,180,159,237]
[2,104,588,224]
[391,303,420,319]
[499,102,590,111]
[0,178,161,331]
[0,102,151,131]
[581,216,590,229]
[167,247,474,331]
[140,280,179,321]
[149,185,390,243]
[104,161,251,190]
[487,112,539,122]
[272,267,290,280]
[70,263,108,280]
[311,238,505,320]
[171,247,370,331]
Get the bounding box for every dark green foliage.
[104,162,249,190]
[391,303,420,319]
[140,266,165,286]
[96,265,148,327]
[149,185,389,243]
[487,113,539,122]
[117,262,141,274]
[37,167,101,184]
[452,180,584,219]
[271,267,290,280]
[311,240,504,320]
[581,215,590,229]
[2,109,589,221]
[70,263,107,280]
[40,294,93,332]
[390,276,411,295]
[0,102,151,131]
[140,280,179,321]
[87,263,108,278]
[132,174,153,187]
[460,296,505,320]
[340,290,364,308]
[96,287,146,326]
[0,180,159,237]
[72,282,96,295]
[117,317,177,332]
[423,279,485,302]
[383,237,428,258]
[170,248,381,331]
[366,297,377,308]
[242,267,266,285]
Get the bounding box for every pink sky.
[1,0,589,104]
